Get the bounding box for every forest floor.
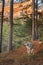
[0,41,43,65]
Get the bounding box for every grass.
[2,18,43,52]
[2,21,31,51]
[2,27,43,51]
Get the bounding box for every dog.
[24,41,34,55]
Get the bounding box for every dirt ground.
[0,41,43,65]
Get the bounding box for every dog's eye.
[27,44,29,46]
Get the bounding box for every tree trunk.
[0,0,5,52]
[32,0,38,41]
[9,0,13,50]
